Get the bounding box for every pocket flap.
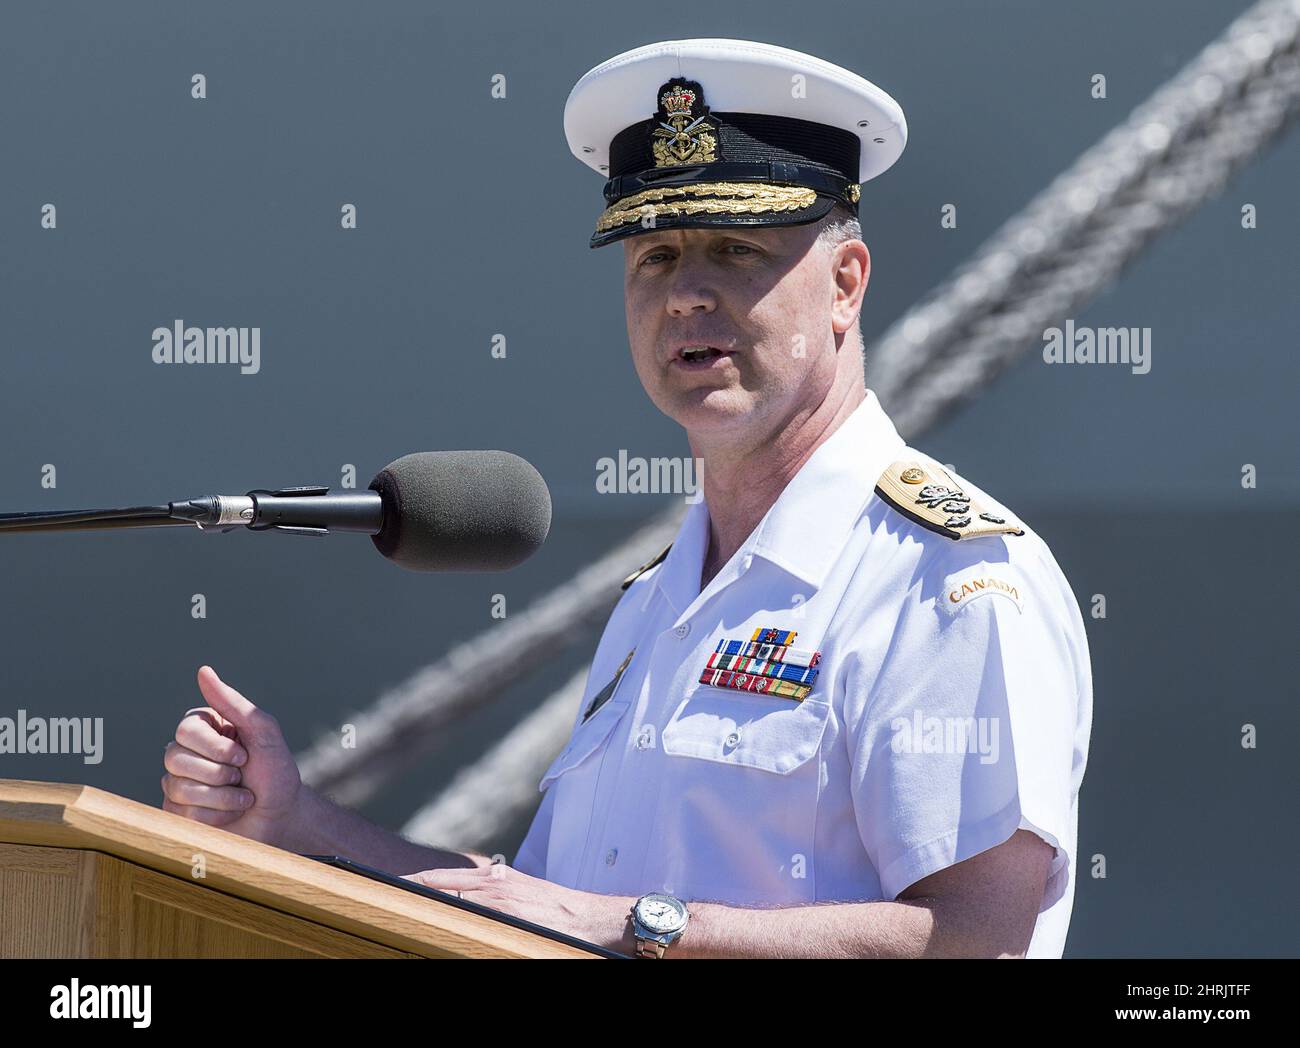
[661,692,832,774]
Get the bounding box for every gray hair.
[813,203,863,255]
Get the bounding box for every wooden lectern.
[0,779,596,959]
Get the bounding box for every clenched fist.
[161,665,303,846]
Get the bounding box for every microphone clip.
[245,486,332,536]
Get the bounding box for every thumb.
[196,665,263,733]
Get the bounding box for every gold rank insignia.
[875,460,1024,541]
[621,541,673,590]
[651,78,719,167]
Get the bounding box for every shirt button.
[605,848,618,866]
[674,623,691,638]
[724,732,740,748]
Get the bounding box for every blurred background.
[0,0,1295,957]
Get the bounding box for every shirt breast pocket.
[661,687,832,774]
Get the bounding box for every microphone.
[367,451,552,572]
[0,451,552,573]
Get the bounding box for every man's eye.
[639,250,670,266]
[724,243,756,255]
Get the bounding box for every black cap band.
[609,110,861,184]
[591,85,864,248]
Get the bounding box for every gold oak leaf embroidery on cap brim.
[595,183,818,233]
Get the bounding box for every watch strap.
[635,937,667,959]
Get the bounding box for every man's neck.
[693,384,867,590]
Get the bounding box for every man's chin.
[661,386,757,432]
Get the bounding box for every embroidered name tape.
[697,626,821,702]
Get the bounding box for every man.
[161,38,1092,958]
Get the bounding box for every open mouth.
[681,345,723,362]
[674,344,734,367]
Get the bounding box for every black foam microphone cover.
[368,451,551,572]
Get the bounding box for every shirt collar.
[644,390,906,617]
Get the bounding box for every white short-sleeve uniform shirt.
[514,391,1093,958]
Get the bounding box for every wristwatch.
[629,892,689,958]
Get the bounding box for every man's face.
[622,220,865,441]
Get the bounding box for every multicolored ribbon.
[698,626,821,702]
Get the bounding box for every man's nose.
[664,255,717,316]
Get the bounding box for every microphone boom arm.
[1,488,384,537]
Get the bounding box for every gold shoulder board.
[875,461,1024,541]
[620,542,673,590]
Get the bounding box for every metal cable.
[296,510,682,805]
[399,666,587,851]
[866,0,1300,436]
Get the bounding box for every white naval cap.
[564,38,907,248]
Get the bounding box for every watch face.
[635,894,687,934]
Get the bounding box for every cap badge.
[652,78,719,167]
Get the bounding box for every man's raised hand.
[161,665,303,846]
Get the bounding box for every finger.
[404,869,495,891]
[162,797,243,828]
[196,666,281,747]
[196,665,259,727]
[175,712,248,766]
[183,705,236,737]
[160,773,254,812]
[164,741,242,786]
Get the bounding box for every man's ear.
[831,239,870,336]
